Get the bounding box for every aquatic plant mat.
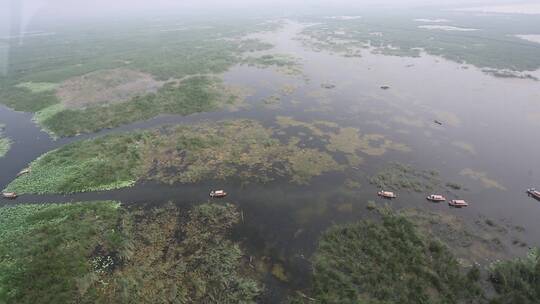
[5,120,342,194]
[0,201,260,303]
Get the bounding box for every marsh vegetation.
[0,201,260,303]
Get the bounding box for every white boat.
[378,191,397,199]
[527,188,540,200]
[427,194,446,202]
[210,190,227,198]
[2,192,18,199]
[449,199,468,208]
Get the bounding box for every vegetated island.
[0,201,261,303]
[4,120,342,194]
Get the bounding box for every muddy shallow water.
[1,20,540,301]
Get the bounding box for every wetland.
[1,7,540,304]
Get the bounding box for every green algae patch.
[0,201,260,304]
[0,125,11,158]
[303,212,484,303]
[460,168,506,191]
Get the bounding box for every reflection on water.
[1,20,540,301]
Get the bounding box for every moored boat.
[380,85,390,90]
[2,192,18,199]
[427,194,446,202]
[448,199,468,208]
[527,188,540,200]
[210,190,227,198]
[378,191,397,199]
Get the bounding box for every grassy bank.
[0,201,260,303]
[6,120,342,194]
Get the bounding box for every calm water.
[1,20,540,301]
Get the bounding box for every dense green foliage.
[4,134,145,194]
[0,201,124,304]
[489,248,540,304]
[308,213,484,303]
[0,202,260,304]
[40,76,226,137]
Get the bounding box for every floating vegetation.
[460,168,507,191]
[452,141,477,155]
[369,162,441,192]
[243,54,303,75]
[7,120,342,194]
[305,211,484,303]
[0,202,260,303]
[433,110,461,127]
[402,209,508,264]
[276,116,410,168]
[0,125,11,158]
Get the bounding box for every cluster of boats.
[378,191,468,207]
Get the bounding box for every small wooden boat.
[378,191,397,199]
[527,188,540,200]
[434,120,443,125]
[16,168,31,177]
[210,190,227,198]
[380,85,390,90]
[427,194,446,202]
[449,199,468,208]
[2,192,18,199]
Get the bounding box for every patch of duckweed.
[369,162,441,192]
[452,141,477,155]
[460,168,506,191]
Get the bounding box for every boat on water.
[449,199,468,208]
[210,190,227,198]
[427,194,446,202]
[434,120,443,125]
[2,192,18,199]
[378,191,397,199]
[380,85,390,90]
[527,188,540,200]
